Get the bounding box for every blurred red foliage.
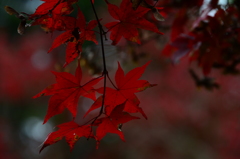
[0,32,54,100]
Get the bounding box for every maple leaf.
[31,0,78,18]
[33,63,103,123]
[30,0,77,33]
[95,102,140,141]
[31,0,61,17]
[47,9,98,66]
[52,1,75,15]
[40,121,94,152]
[105,0,163,45]
[32,14,76,32]
[84,61,156,119]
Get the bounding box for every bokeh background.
[1,0,240,159]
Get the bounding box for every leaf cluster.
[5,0,161,151]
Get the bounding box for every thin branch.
[89,0,108,121]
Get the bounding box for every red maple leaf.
[47,9,98,66]
[30,0,77,32]
[95,102,140,142]
[52,1,76,15]
[33,63,103,123]
[32,14,76,32]
[104,0,163,45]
[40,121,94,152]
[31,0,78,18]
[84,61,156,119]
[31,0,61,17]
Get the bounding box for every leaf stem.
[107,74,118,89]
[81,75,103,87]
[105,23,120,34]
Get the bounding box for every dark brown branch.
[89,0,108,122]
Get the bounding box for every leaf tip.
[39,143,48,153]
[151,84,157,87]
[43,117,48,124]
[117,61,121,67]
[32,93,44,99]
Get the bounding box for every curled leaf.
[4,6,19,16]
[152,8,165,21]
[17,19,26,35]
